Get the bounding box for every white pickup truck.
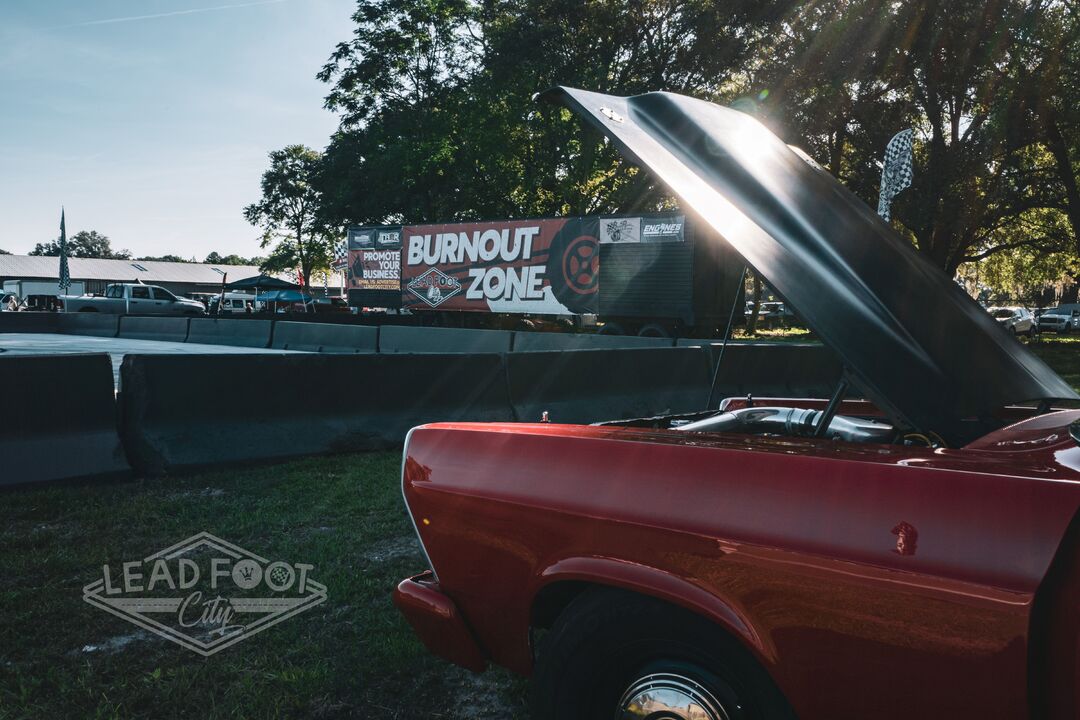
[61,283,206,316]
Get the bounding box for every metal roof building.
[0,255,345,309]
[0,254,263,291]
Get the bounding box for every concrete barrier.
[271,322,378,353]
[120,352,512,473]
[702,342,842,399]
[187,318,272,348]
[512,331,674,352]
[0,312,60,333]
[0,353,129,485]
[118,316,190,343]
[506,347,711,424]
[57,313,120,337]
[380,325,513,354]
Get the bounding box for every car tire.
[531,587,794,720]
[638,323,672,338]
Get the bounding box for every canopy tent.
[225,274,298,291]
[255,289,314,303]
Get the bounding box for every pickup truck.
[61,283,206,316]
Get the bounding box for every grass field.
[0,453,528,719]
[3,335,1079,720]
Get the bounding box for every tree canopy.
[244,145,334,288]
[305,0,1080,301]
[204,251,265,266]
[29,230,131,259]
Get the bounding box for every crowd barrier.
[698,342,842,398]
[120,353,512,474]
[187,318,272,348]
[512,331,674,352]
[0,312,59,333]
[506,347,712,424]
[1,353,129,485]
[118,316,190,343]
[380,325,513,354]
[271,322,378,353]
[2,323,846,482]
[57,313,120,337]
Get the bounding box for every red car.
[394,88,1080,719]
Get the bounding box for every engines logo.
[407,267,462,307]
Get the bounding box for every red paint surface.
[399,411,1080,719]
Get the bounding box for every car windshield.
[991,309,1015,319]
[1046,307,1071,316]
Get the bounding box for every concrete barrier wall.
[513,331,674,352]
[0,312,60,333]
[57,313,120,337]
[380,325,513,354]
[118,316,190,343]
[701,342,842,399]
[506,347,711,424]
[0,353,129,485]
[120,352,512,473]
[187,318,272,348]
[271,322,378,353]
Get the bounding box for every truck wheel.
[597,322,625,336]
[637,323,671,338]
[531,588,793,720]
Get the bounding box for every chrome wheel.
[616,672,731,720]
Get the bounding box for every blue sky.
[0,0,353,259]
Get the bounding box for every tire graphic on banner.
[546,218,599,314]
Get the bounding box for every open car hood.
[543,86,1078,444]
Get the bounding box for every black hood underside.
[542,86,1078,445]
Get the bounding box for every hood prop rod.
[813,373,850,437]
[707,266,749,409]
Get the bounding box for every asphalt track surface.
[0,333,305,386]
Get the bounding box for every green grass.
[4,334,1080,720]
[1028,333,1080,392]
[0,453,528,719]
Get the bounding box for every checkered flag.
[58,208,71,293]
[331,239,349,270]
[878,129,913,221]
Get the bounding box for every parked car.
[988,306,1036,336]
[1037,303,1080,333]
[0,292,21,312]
[60,283,205,315]
[311,297,351,313]
[393,88,1080,720]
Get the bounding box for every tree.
[137,255,192,263]
[316,0,788,226]
[29,230,131,259]
[204,252,264,266]
[0,248,10,255]
[314,0,1080,291]
[243,145,334,288]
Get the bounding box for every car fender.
[533,554,775,666]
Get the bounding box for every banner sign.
[348,225,402,303]
[600,215,685,244]
[401,218,600,314]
